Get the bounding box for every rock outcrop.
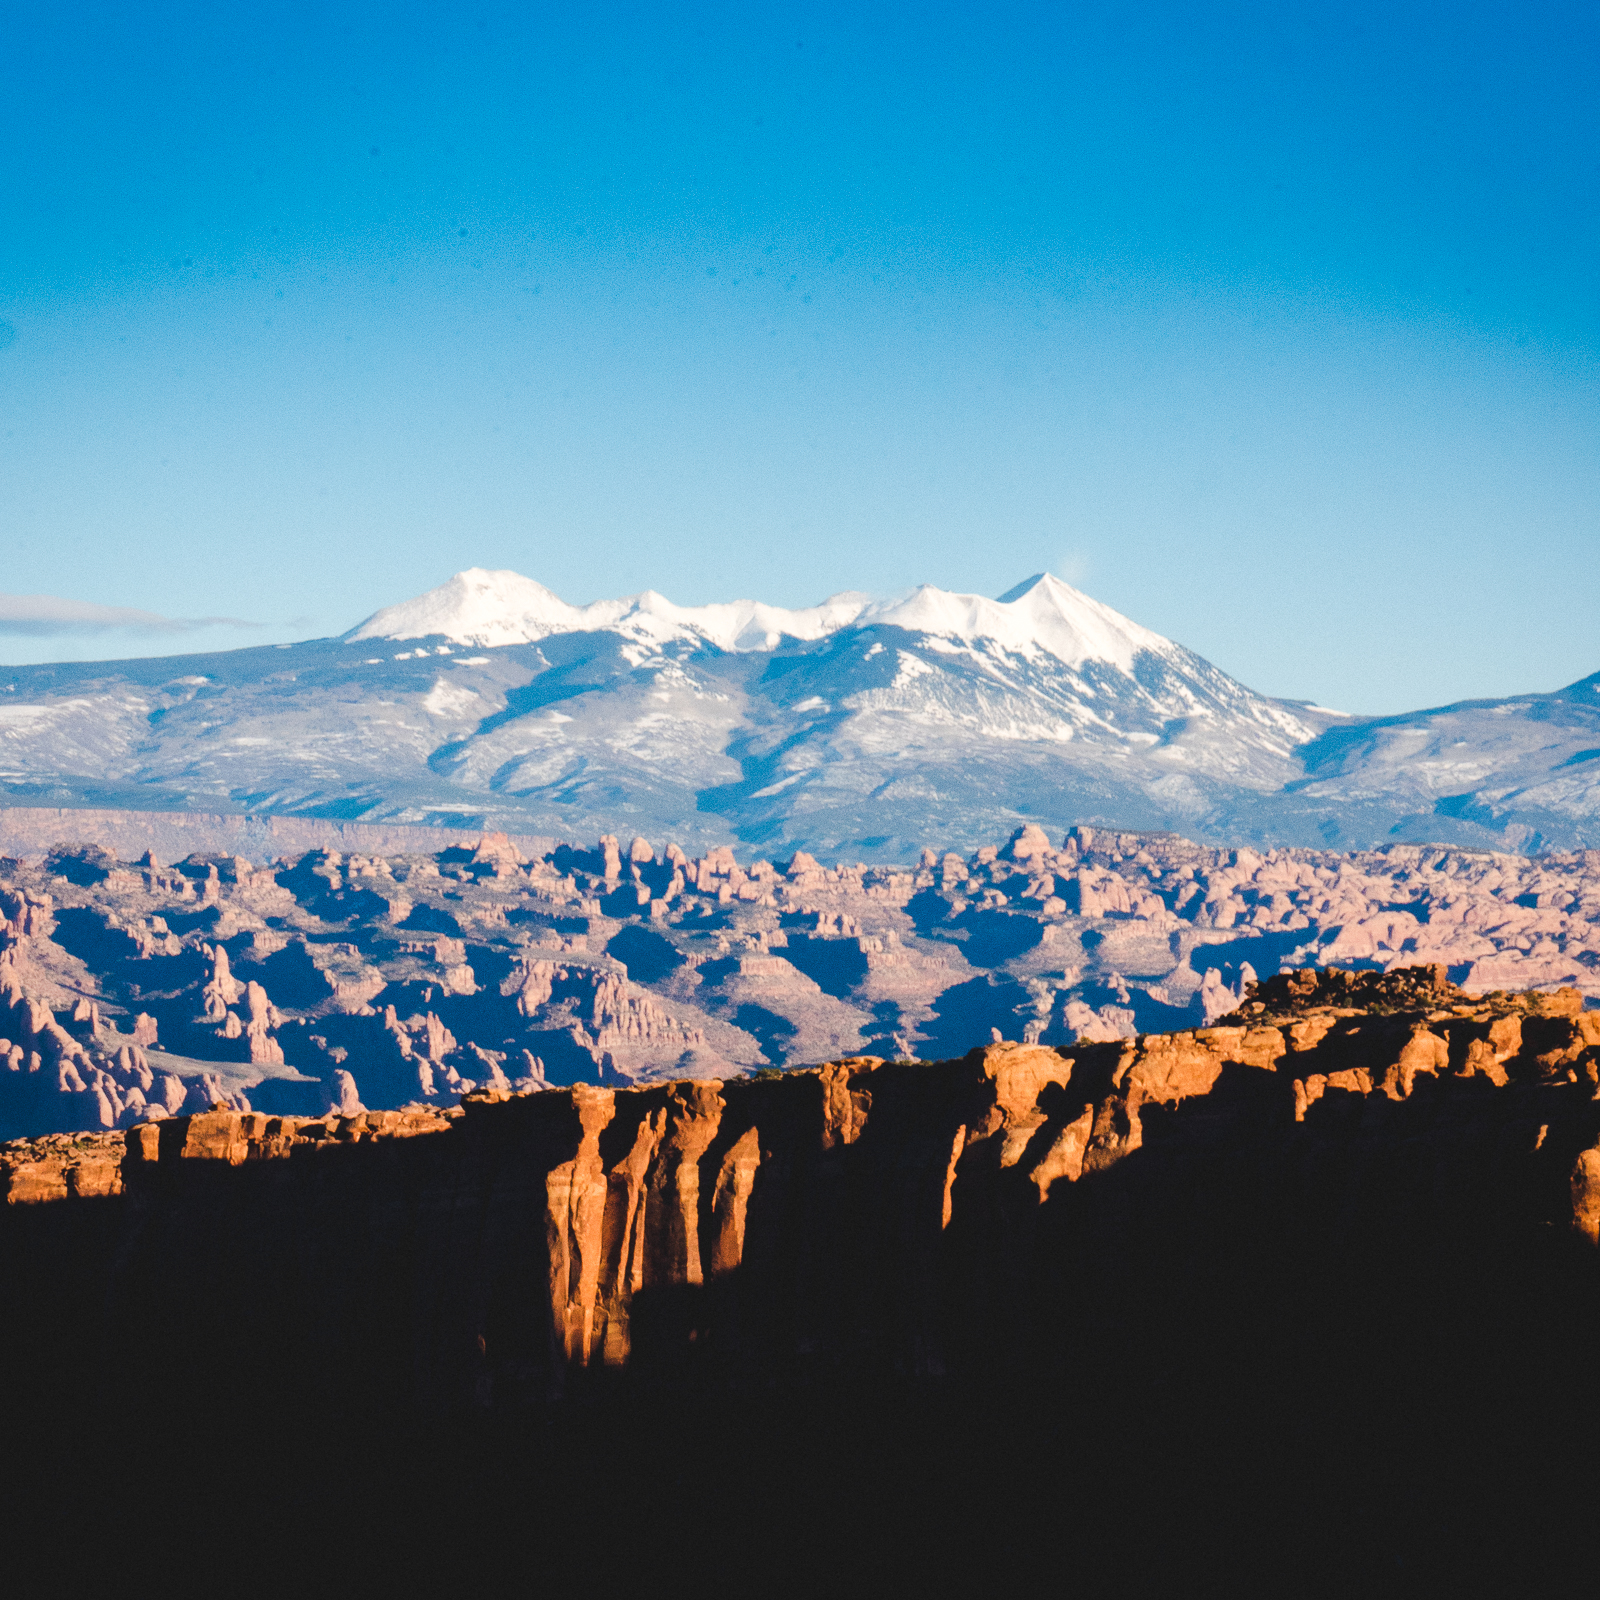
[2,964,1599,1598]
[4,968,1598,1412]
[1,823,1598,1142]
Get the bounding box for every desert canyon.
[2,571,1597,1587]
[0,816,1597,1142]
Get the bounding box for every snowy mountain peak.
[348,569,582,649]
[348,568,870,652]
[860,572,1172,672]
[349,567,1179,672]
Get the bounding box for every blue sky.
[1,1,1595,712]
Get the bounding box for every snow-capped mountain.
[348,567,874,654]
[0,569,1596,857]
[350,567,1325,768]
[348,566,1205,668]
[347,568,1336,834]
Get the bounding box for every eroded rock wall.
[4,968,1599,1418]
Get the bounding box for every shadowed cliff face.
[5,970,1600,1587]
[4,967,1599,1414]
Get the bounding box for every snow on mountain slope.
[349,570,584,647]
[350,567,1198,672]
[349,567,872,653]
[858,573,1171,672]
[2,568,1595,858]
[1288,670,1600,849]
[354,569,1327,813]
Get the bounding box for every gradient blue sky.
[2,1,1595,712]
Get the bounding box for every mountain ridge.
[1,567,1596,856]
[347,566,1200,674]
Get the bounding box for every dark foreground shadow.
[4,1344,1596,1595]
[6,1064,1600,1590]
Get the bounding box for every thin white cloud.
[0,593,255,637]
[1052,550,1093,589]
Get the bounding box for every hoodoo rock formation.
[1,820,1597,1142]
